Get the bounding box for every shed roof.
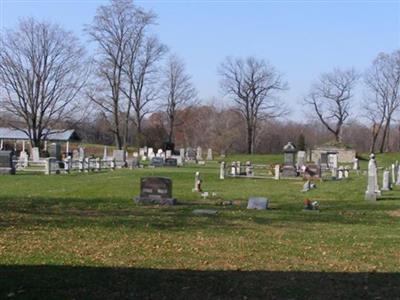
[0,128,80,141]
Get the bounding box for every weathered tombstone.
[134,177,176,205]
[206,148,213,160]
[331,167,338,180]
[196,146,202,160]
[165,150,172,159]
[382,169,391,191]
[113,150,126,168]
[186,148,196,162]
[171,155,183,166]
[328,153,338,170]
[192,209,218,216]
[72,149,79,160]
[78,147,85,160]
[296,151,306,168]
[274,165,280,180]
[245,161,253,177]
[338,166,344,179]
[150,157,164,167]
[320,153,328,167]
[164,158,177,167]
[192,171,202,192]
[130,157,140,169]
[353,158,359,171]
[220,161,225,180]
[156,149,163,157]
[19,151,29,168]
[180,148,185,159]
[103,146,108,160]
[139,148,146,157]
[365,154,380,201]
[396,166,400,186]
[391,164,396,185]
[344,168,349,178]
[247,197,268,210]
[0,151,15,175]
[148,148,155,160]
[31,147,40,162]
[282,142,297,177]
[48,143,61,160]
[230,161,237,176]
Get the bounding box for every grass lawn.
[0,155,399,299]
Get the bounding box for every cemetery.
[1,0,400,298]
[1,142,400,299]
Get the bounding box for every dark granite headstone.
[164,158,177,167]
[150,157,164,167]
[0,150,15,175]
[48,143,61,160]
[134,177,176,205]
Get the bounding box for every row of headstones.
[137,146,213,161]
[365,154,400,201]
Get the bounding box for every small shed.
[0,127,80,152]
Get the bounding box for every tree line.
[0,0,399,154]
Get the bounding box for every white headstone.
[103,146,108,160]
[31,147,40,162]
[220,161,225,180]
[353,158,359,170]
[206,148,213,160]
[196,146,202,160]
[274,165,280,180]
[166,150,172,158]
[365,154,379,201]
[296,151,306,168]
[382,170,391,191]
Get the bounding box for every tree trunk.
[380,119,390,153]
[247,125,253,154]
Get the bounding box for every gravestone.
[391,164,396,185]
[171,155,183,166]
[245,161,253,176]
[72,149,79,160]
[396,166,400,186]
[139,148,146,157]
[79,147,85,160]
[148,148,155,160]
[134,177,176,205]
[382,169,391,191]
[282,142,297,177]
[186,148,196,162]
[353,158,360,170]
[150,157,164,167]
[103,146,108,160]
[192,209,218,216]
[31,147,40,162]
[165,150,172,159]
[247,197,268,210]
[230,161,237,176]
[180,148,185,160]
[196,146,202,160]
[220,161,225,179]
[365,154,380,201]
[206,148,213,160]
[328,153,338,169]
[164,158,177,167]
[0,151,15,175]
[274,165,280,180]
[296,151,306,168]
[113,150,126,168]
[48,143,61,160]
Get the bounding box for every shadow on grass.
[0,195,399,231]
[0,265,399,300]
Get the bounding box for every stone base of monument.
[134,196,176,205]
[365,192,377,201]
[0,167,15,175]
[281,166,297,177]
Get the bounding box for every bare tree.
[122,36,167,148]
[219,56,287,154]
[86,0,156,149]
[364,50,400,153]
[0,18,87,148]
[305,68,358,143]
[161,54,197,143]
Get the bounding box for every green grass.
[0,155,400,299]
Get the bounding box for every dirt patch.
[387,209,400,217]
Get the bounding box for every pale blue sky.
[1,0,400,120]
